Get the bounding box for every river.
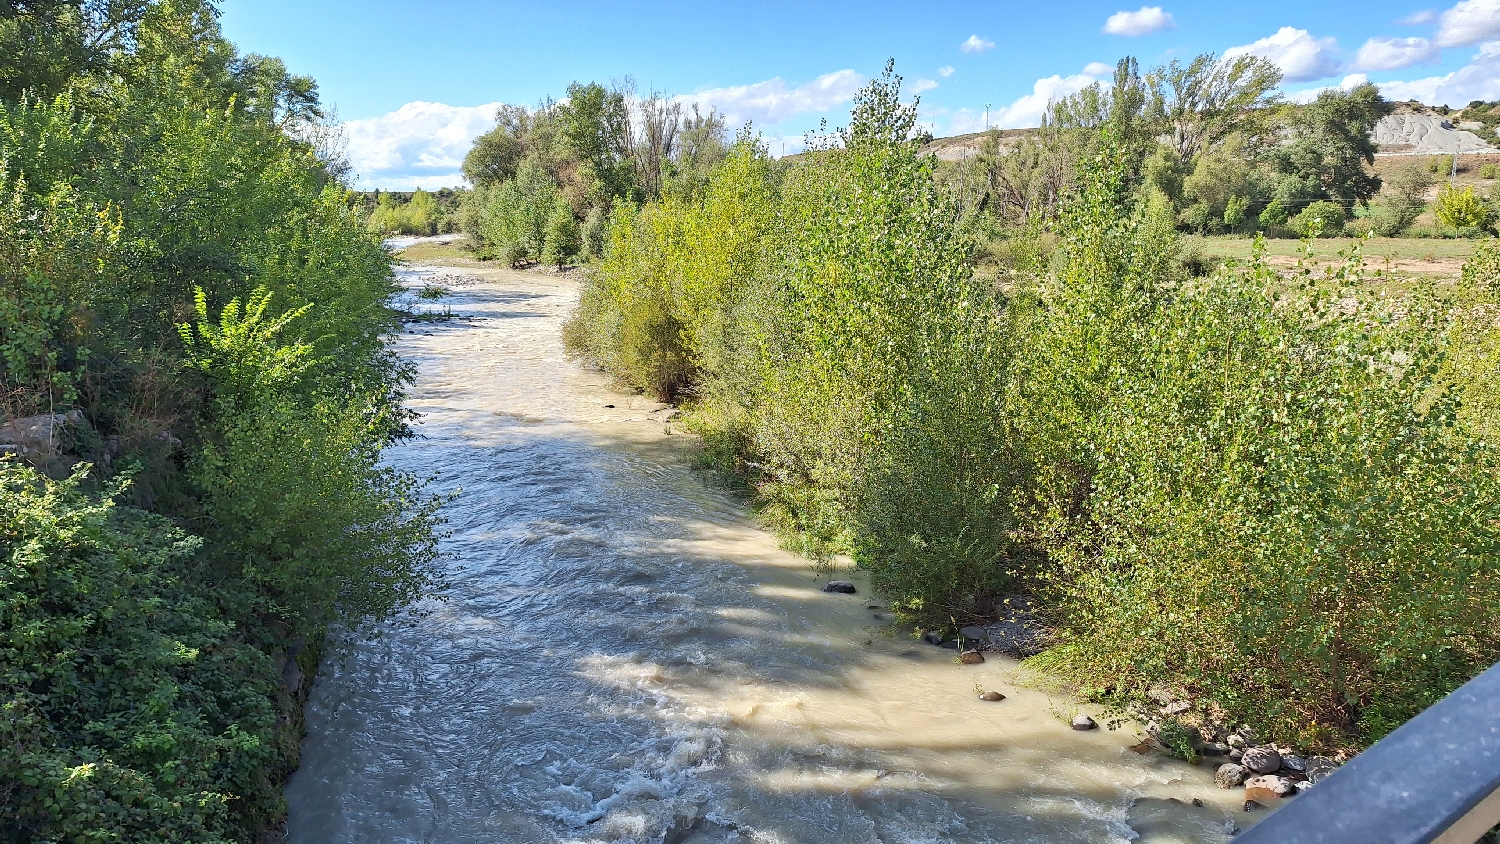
[284,265,1259,843]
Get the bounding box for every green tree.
[1435,183,1492,230]
[557,81,635,204]
[1368,161,1435,235]
[462,104,529,188]
[1267,83,1385,213]
[1146,53,1283,166]
[541,195,580,266]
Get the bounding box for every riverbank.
[285,263,1267,843]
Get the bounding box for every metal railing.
[1238,661,1500,844]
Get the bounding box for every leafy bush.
[563,66,1500,753]
[1,464,282,843]
[367,189,439,235]
[1435,184,1492,230]
[542,195,581,266]
[0,6,444,840]
[1258,196,1289,230]
[1287,199,1346,237]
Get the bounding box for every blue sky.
[218,0,1500,189]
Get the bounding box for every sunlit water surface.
[284,266,1260,843]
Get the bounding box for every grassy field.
[395,238,486,266]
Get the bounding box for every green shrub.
[1,464,282,843]
[1436,184,1492,230]
[1288,199,1346,237]
[1020,157,1500,746]
[541,196,580,266]
[563,68,1500,754]
[1257,196,1289,230]
[367,190,440,236]
[0,10,444,840]
[1177,201,1214,233]
[1479,163,1497,179]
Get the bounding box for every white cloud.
[988,67,1111,130]
[1437,0,1500,46]
[912,78,939,93]
[1083,61,1116,76]
[939,65,956,78]
[1373,40,1500,104]
[1224,27,1341,82]
[1355,36,1441,69]
[678,69,863,126]
[1399,8,1438,24]
[344,101,502,190]
[1104,6,1177,36]
[961,35,995,53]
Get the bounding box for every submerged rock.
[822,580,857,594]
[958,650,984,665]
[1071,714,1097,731]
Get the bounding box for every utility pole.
[985,103,991,131]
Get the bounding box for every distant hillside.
[909,101,1500,162]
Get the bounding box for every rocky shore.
[826,581,1349,818]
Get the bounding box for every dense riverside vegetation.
[460,86,729,266]
[1,3,441,840]
[562,63,1500,750]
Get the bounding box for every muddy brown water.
[284,266,1265,843]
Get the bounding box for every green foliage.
[558,81,637,205]
[1258,196,1290,229]
[367,189,440,235]
[470,158,558,264]
[1435,184,1492,230]
[0,3,443,840]
[1267,84,1385,213]
[1367,162,1434,236]
[1288,199,1347,238]
[1,464,282,843]
[542,194,581,266]
[569,68,1500,751]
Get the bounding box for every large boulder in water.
[822,580,857,594]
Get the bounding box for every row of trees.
[460,81,730,266]
[961,56,1443,240]
[562,63,1500,752]
[365,188,462,236]
[1,2,441,840]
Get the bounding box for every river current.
[284,265,1258,843]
